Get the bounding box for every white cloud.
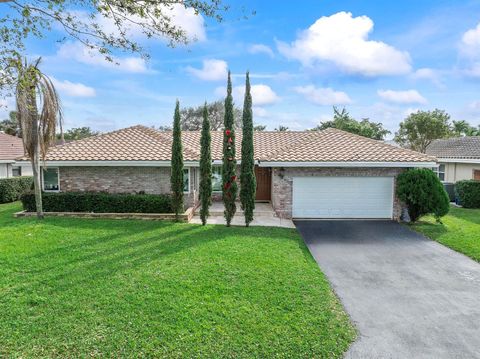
[253,107,268,117]
[51,77,96,97]
[248,44,274,58]
[57,42,148,73]
[215,84,279,106]
[459,22,480,77]
[186,59,228,81]
[377,89,427,104]
[277,12,411,76]
[294,85,351,105]
[411,68,445,88]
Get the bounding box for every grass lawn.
[0,202,355,358]
[411,206,480,262]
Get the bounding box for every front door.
[474,170,480,181]
[255,166,271,201]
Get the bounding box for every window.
[432,164,445,182]
[12,166,21,177]
[43,168,59,191]
[183,168,189,193]
[212,166,222,192]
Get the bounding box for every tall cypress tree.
[199,103,212,225]
[170,100,184,220]
[240,72,256,226]
[222,71,238,226]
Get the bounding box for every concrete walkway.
[295,220,480,359]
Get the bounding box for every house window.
[212,166,222,192]
[12,166,21,177]
[432,164,445,182]
[183,168,189,193]
[43,168,59,191]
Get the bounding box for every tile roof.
[0,132,25,160]
[426,136,480,159]
[37,125,435,163]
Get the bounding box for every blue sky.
[3,0,480,137]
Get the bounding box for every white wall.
[0,163,7,178]
[444,162,480,183]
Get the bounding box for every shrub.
[0,176,33,204]
[21,192,173,213]
[455,180,480,208]
[396,168,450,223]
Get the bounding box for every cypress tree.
[240,71,256,226]
[170,100,184,220]
[222,71,238,226]
[199,103,212,225]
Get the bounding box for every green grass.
[0,202,355,358]
[411,206,480,262]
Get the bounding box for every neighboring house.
[426,137,480,183]
[17,125,436,220]
[0,132,32,178]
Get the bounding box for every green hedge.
[0,176,33,204]
[21,192,173,213]
[455,180,480,208]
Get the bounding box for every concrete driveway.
[295,220,480,359]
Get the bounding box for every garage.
[292,176,394,219]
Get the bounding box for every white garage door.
[292,176,394,219]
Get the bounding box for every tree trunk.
[28,89,44,219]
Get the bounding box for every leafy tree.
[275,125,289,131]
[253,124,267,131]
[395,109,452,153]
[396,168,450,223]
[157,125,172,131]
[222,71,237,226]
[170,100,184,220]
[199,103,212,225]
[14,57,63,219]
[240,72,255,227]
[180,100,242,130]
[452,120,479,136]
[0,111,20,136]
[312,107,390,140]
[61,127,100,141]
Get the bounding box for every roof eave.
[258,161,437,168]
[436,158,480,164]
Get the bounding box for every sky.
[2,0,480,138]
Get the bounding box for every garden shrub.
[0,176,33,204]
[396,168,450,223]
[21,192,173,213]
[455,180,480,208]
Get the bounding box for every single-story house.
[0,132,32,178]
[18,125,436,220]
[426,136,480,183]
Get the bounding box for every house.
[18,125,436,220]
[0,132,32,178]
[426,137,480,183]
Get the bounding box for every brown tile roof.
[426,136,480,159]
[39,125,435,163]
[0,132,25,160]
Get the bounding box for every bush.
[396,168,450,223]
[0,176,33,204]
[21,192,173,213]
[455,180,480,208]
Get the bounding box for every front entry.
[255,166,271,201]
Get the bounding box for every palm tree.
[14,57,63,219]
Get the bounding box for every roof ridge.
[260,131,321,160]
[143,127,201,159]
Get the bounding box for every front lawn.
[411,206,480,262]
[0,202,355,358]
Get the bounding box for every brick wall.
[58,166,197,208]
[271,167,406,220]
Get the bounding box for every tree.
[199,103,212,225]
[61,127,100,141]
[253,124,266,131]
[312,107,390,140]
[14,57,63,219]
[180,100,242,130]
[275,125,289,131]
[222,71,237,226]
[0,111,20,136]
[170,100,184,220]
[452,120,479,136]
[240,72,255,227]
[395,109,451,153]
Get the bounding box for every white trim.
[33,160,200,167]
[258,161,437,168]
[0,160,15,164]
[436,158,480,164]
[42,167,60,192]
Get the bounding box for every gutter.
[257,161,437,168]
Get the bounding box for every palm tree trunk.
[28,88,44,219]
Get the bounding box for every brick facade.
[58,166,198,208]
[271,167,406,220]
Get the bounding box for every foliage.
[0,176,32,203]
[394,109,451,153]
[253,124,267,131]
[0,201,355,357]
[222,71,238,226]
[199,103,212,225]
[451,120,480,136]
[240,72,256,227]
[0,111,20,136]
[180,100,242,130]
[21,192,172,213]
[396,168,450,223]
[312,107,391,140]
[170,100,184,219]
[275,125,289,131]
[61,127,100,141]
[455,180,480,208]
